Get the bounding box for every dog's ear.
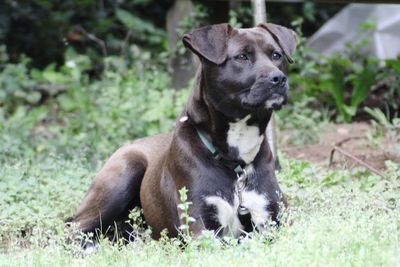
[183,23,233,65]
[258,23,297,64]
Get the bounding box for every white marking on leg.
[227,115,264,164]
[241,190,269,229]
[205,196,243,237]
[205,190,270,235]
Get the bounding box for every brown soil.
[281,122,400,171]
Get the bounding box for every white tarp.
[307,4,400,60]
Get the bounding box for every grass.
[0,56,399,266]
[0,150,399,266]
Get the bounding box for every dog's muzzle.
[241,71,288,111]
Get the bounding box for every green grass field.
[0,57,399,266]
[1,148,399,267]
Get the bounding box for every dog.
[69,23,296,239]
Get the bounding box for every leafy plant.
[0,50,189,165]
[115,8,166,46]
[364,107,400,133]
[0,0,168,72]
[289,19,399,123]
[276,97,330,145]
[322,57,378,122]
[177,187,195,241]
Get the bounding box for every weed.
[276,97,329,145]
[177,187,196,241]
[365,107,400,133]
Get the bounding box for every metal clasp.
[236,168,249,215]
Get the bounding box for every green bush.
[289,19,400,123]
[0,0,168,71]
[0,49,189,164]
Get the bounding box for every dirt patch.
[281,122,400,171]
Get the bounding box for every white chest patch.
[205,190,269,237]
[227,115,264,164]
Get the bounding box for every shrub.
[289,19,400,122]
[0,49,189,164]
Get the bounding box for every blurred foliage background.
[0,0,399,165]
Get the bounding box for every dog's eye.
[234,54,248,61]
[271,52,282,61]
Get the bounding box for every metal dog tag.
[238,204,249,215]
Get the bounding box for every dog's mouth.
[264,93,287,110]
[241,92,287,111]
[239,78,288,111]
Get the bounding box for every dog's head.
[183,23,296,118]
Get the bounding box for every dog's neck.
[185,67,272,164]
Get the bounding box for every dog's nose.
[268,71,287,86]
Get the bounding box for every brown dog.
[70,23,296,239]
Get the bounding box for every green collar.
[195,127,245,176]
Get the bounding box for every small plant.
[385,160,400,181]
[323,57,378,122]
[177,187,196,241]
[365,107,400,154]
[364,107,400,132]
[365,121,383,149]
[125,207,151,242]
[276,97,329,145]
